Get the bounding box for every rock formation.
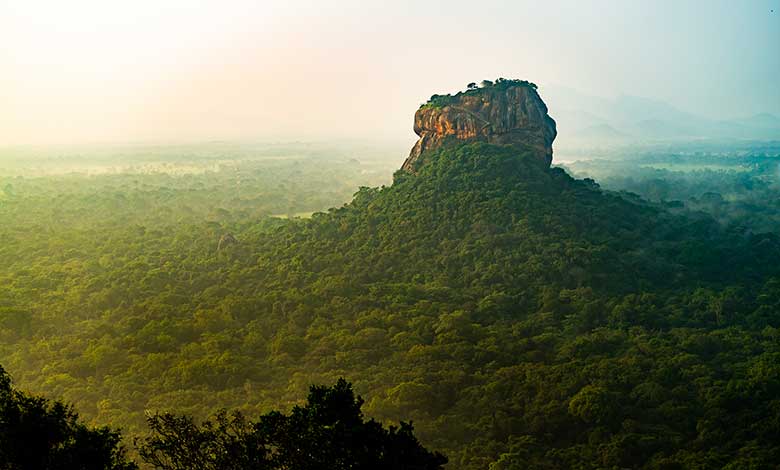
[217,233,238,251]
[402,80,557,172]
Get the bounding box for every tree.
[467,82,478,90]
[138,410,265,470]
[137,378,447,470]
[568,384,615,425]
[0,365,136,470]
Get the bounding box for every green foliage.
[567,385,614,424]
[420,78,538,109]
[137,379,446,470]
[136,410,263,469]
[565,153,780,233]
[1,142,779,469]
[422,94,457,109]
[0,366,136,470]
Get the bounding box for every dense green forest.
[2,142,780,468]
[2,365,441,469]
[565,152,780,233]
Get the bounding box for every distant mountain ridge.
[544,86,780,149]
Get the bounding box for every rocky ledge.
[402,79,557,171]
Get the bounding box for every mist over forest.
[2,1,780,469]
[2,129,780,468]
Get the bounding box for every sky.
[0,0,778,146]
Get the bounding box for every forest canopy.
[1,141,779,468]
[1,365,443,469]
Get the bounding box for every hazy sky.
[1,0,778,146]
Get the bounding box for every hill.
[1,81,779,469]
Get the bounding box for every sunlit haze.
[4,2,780,468]
[1,0,778,146]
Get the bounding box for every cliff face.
[402,83,557,171]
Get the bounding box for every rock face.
[402,83,557,171]
[217,233,238,251]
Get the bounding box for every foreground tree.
[138,378,447,470]
[0,366,136,470]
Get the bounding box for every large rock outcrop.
[402,81,557,171]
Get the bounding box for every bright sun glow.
[1,0,777,146]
